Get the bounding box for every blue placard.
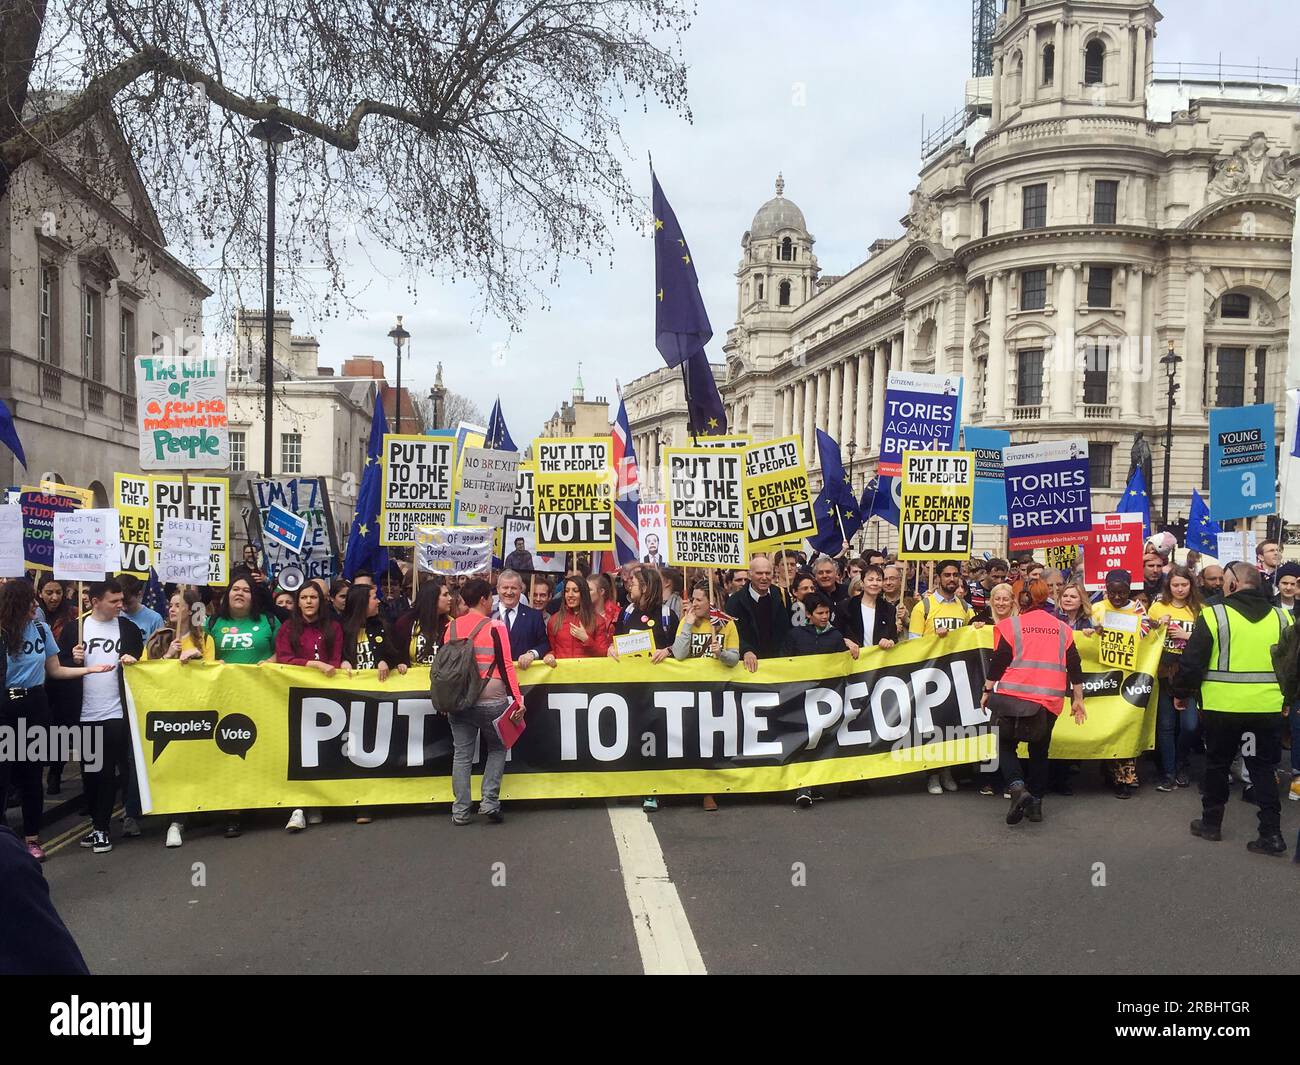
[963,427,1009,526]
[1004,439,1092,550]
[1208,404,1276,521]
[264,502,308,554]
[878,371,962,478]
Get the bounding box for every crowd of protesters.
[2,533,1297,861]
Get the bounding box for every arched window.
[1084,40,1105,85]
[756,276,765,301]
[780,237,793,261]
[1041,43,1055,86]
[1008,51,1023,103]
[778,280,792,307]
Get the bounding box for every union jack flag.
[595,393,640,573]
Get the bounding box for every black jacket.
[1172,587,1281,699]
[725,588,792,659]
[782,624,849,657]
[835,595,899,646]
[58,616,144,713]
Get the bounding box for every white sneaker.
[285,809,307,832]
[926,773,943,795]
[306,808,323,825]
[939,768,958,792]
[165,822,183,848]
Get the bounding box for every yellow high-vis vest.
[1201,602,1292,713]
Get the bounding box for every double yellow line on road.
[42,805,124,856]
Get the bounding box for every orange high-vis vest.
[993,611,1074,715]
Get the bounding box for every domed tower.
[736,174,818,321]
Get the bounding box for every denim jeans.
[449,700,508,820]
[1156,686,1199,778]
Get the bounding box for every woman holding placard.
[1149,565,1202,791]
[144,589,215,663]
[0,579,114,861]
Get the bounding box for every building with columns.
[619,360,727,499]
[707,0,1296,553]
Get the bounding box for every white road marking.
[606,804,706,975]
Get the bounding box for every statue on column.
[1128,431,1153,490]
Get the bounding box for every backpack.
[429,616,507,715]
[1270,608,1299,704]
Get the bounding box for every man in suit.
[504,537,534,573]
[494,569,550,668]
[725,556,792,673]
[642,533,665,566]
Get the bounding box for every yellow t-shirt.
[676,616,740,659]
[144,630,215,661]
[1147,601,1197,655]
[908,594,974,638]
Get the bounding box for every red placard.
[1083,512,1145,591]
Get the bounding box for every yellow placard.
[113,473,152,577]
[742,435,815,553]
[533,436,615,552]
[664,446,745,567]
[898,450,975,561]
[380,433,457,546]
[149,474,230,586]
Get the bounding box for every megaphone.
[278,565,306,592]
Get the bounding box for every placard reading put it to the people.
[898,450,974,561]
[533,438,615,552]
[664,447,745,568]
[742,435,815,554]
[380,434,456,546]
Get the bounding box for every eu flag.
[685,351,727,437]
[0,397,26,468]
[1187,489,1219,557]
[863,475,900,528]
[1115,464,1150,538]
[343,390,390,580]
[809,429,861,555]
[485,397,517,451]
[653,170,712,368]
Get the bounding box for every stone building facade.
[712,0,1296,553]
[541,370,612,439]
[0,108,210,501]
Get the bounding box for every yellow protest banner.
[899,450,974,560]
[533,437,615,551]
[113,473,152,577]
[742,435,815,554]
[123,627,1161,815]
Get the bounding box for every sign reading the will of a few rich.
[135,354,229,470]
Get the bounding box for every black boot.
[1005,783,1031,825]
[1026,797,1043,823]
[1246,833,1287,856]
[1190,818,1222,841]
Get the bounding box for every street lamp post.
[388,315,410,435]
[250,106,293,476]
[1159,341,1183,529]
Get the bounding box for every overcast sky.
[238,0,1299,443]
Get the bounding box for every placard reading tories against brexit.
[1208,404,1277,521]
[135,354,229,469]
[742,436,816,553]
[963,427,1009,526]
[1083,512,1145,591]
[878,372,962,478]
[150,476,230,585]
[1004,439,1092,551]
[380,435,456,546]
[899,451,975,560]
[533,438,615,551]
[665,448,745,567]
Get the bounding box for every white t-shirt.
[81,616,126,722]
[859,601,876,645]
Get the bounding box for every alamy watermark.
[0,723,102,772]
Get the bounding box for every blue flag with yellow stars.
[485,397,517,451]
[1115,463,1150,539]
[862,474,900,528]
[1186,489,1218,557]
[809,429,862,555]
[343,390,390,580]
[653,169,712,368]
[685,350,727,437]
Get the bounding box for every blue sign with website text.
[1208,404,1276,521]
[963,427,1009,526]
